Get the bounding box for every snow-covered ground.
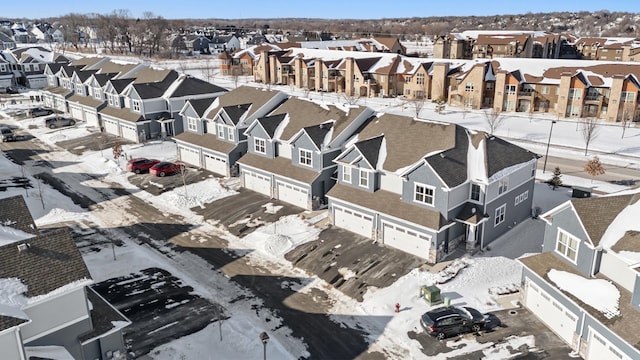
[1,72,639,359]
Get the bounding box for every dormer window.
[108,94,119,107]
[228,128,235,142]
[359,169,369,187]
[132,100,141,112]
[470,183,481,202]
[254,138,266,154]
[342,165,351,183]
[414,183,434,206]
[555,228,579,263]
[299,149,312,167]
[187,117,198,132]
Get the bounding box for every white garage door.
[70,105,83,121]
[54,99,66,113]
[334,206,373,238]
[103,118,119,136]
[85,110,99,128]
[525,279,578,345]
[276,181,308,209]
[587,328,631,360]
[382,223,431,259]
[179,146,200,167]
[204,153,227,176]
[121,124,138,143]
[244,171,271,197]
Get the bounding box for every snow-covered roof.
[548,269,620,319]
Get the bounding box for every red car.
[126,158,160,174]
[149,161,185,177]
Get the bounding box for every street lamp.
[542,120,557,173]
[259,332,269,360]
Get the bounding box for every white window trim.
[494,204,506,226]
[414,182,435,206]
[299,148,313,167]
[555,228,579,263]
[187,117,198,132]
[470,183,482,202]
[217,123,224,138]
[254,137,266,154]
[227,126,235,142]
[359,169,369,188]
[498,178,509,195]
[132,100,141,113]
[342,165,351,183]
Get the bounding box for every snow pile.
[24,346,75,360]
[548,269,620,319]
[0,278,29,320]
[262,202,283,214]
[466,135,488,184]
[27,278,93,305]
[238,215,321,261]
[155,178,237,210]
[481,335,536,360]
[35,208,91,227]
[434,257,471,284]
[0,224,34,245]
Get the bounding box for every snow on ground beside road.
[155,177,237,210]
[121,140,178,162]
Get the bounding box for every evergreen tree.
[549,166,563,190]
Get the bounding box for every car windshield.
[1,128,11,134]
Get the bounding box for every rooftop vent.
[17,243,30,252]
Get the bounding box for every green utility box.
[420,285,442,305]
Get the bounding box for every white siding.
[599,252,636,292]
[279,143,292,159]
[22,287,88,342]
[0,330,24,360]
[378,172,403,193]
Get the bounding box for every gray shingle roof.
[303,122,333,149]
[239,153,319,184]
[108,79,134,93]
[354,135,383,169]
[570,194,640,247]
[223,103,251,125]
[0,195,37,235]
[186,97,217,117]
[256,113,286,138]
[0,227,91,297]
[169,76,227,98]
[204,86,284,121]
[132,70,179,99]
[485,135,538,178]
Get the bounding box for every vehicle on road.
[30,107,55,117]
[127,158,161,174]
[1,126,15,142]
[149,161,185,177]
[420,306,487,340]
[45,116,76,129]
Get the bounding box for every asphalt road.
[539,155,640,185]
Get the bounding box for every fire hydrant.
[395,303,400,313]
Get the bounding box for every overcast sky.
[3,0,638,20]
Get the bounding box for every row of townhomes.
[1,46,69,89]
[519,191,640,360]
[233,45,640,122]
[0,195,129,360]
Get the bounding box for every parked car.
[127,158,161,174]
[30,107,55,117]
[45,116,76,129]
[1,126,15,142]
[420,306,487,340]
[5,86,19,94]
[149,162,185,177]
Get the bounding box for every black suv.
[30,107,55,117]
[420,306,486,340]
[45,116,76,129]
[1,126,15,142]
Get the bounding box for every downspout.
[571,311,586,358]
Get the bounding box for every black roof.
[92,72,118,86]
[256,113,287,138]
[223,103,251,125]
[485,135,538,178]
[303,122,333,149]
[425,126,469,188]
[132,71,179,99]
[187,97,217,117]
[354,135,384,169]
[74,69,98,83]
[109,78,135,93]
[170,76,227,98]
[0,195,37,235]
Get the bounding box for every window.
[498,178,508,195]
[541,86,550,94]
[228,128,235,142]
[555,229,579,262]
[514,190,529,205]
[299,149,312,167]
[132,100,141,112]
[470,183,481,201]
[465,83,474,92]
[416,73,425,85]
[405,89,411,95]
[494,204,506,226]
[621,91,636,103]
[217,124,224,138]
[359,169,369,187]
[405,76,411,83]
[93,87,102,99]
[505,85,516,95]
[342,165,351,183]
[568,88,582,100]
[485,82,494,91]
[254,138,266,154]
[187,117,198,132]
[108,94,119,107]
[414,183,435,206]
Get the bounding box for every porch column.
[466,224,477,251]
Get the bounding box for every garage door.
[244,171,271,197]
[525,279,578,345]
[54,99,66,113]
[179,146,200,167]
[121,124,138,143]
[334,206,373,238]
[103,118,119,136]
[277,181,308,209]
[70,105,83,121]
[382,223,431,259]
[587,328,631,360]
[85,110,99,128]
[204,153,227,176]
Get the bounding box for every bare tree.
[483,108,504,135]
[341,92,361,105]
[584,156,605,182]
[200,57,216,83]
[579,117,600,155]
[621,102,634,139]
